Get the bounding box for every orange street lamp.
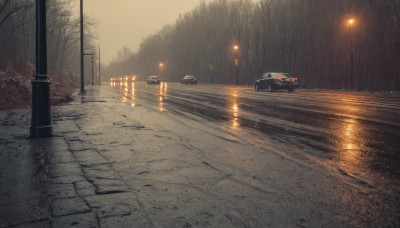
[158,62,165,78]
[233,45,240,86]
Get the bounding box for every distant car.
[181,75,197,85]
[123,75,136,83]
[147,76,160,85]
[255,72,298,92]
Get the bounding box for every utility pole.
[209,64,214,84]
[235,59,239,86]
[80,0,85,94]
[348,18,355,91]
[91,56,94,86]
[350,24,354,91]
[30,0,52,137]
[98,44,101,85]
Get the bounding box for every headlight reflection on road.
[337,118,362,167]
[230,89,240,129]
[119,81,135,107]
[122,86,128,104]
[232,103,239,128]
[130,83,135,107]
[343,120,358,151]
[329,95,366,175]
[159,82,168,112]
[327,116,369,181]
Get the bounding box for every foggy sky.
[74,0,210,64]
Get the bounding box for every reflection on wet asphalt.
[111,82,400,195]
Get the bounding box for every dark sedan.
[255,72,298,92]
[181,75,197,85]
[147,76,160,85]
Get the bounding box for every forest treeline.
[0,0,97,108]
[105,0,400,91]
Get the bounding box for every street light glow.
[233,45,239,51]
[346,17,356,91]
[159,62,164,67]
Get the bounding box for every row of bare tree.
[0,0,96,81]
[105,0,400,91]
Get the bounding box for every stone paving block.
[52,175,86,185]
[156,211,234,228]
[75,180,95,190]
[85,192,137,209]
[83,129,104,136]
[92,178,126,187]
[51,212,97,228]
[63,133,88,142]
[97,204,132,218]
[48,151,76,164]
[100,214,152,228]
[69,141,95,152]
[53,120,80,133]
[95,185,130,195]
[77,188,96,198]
[49,184,76,199]
[83,168,117,181]
[49,162,84,178]
[99,149,136,163]
[75,181,96,197]
[51,197,90,217]
[73,150,108,166]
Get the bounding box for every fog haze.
[74,0,210,63]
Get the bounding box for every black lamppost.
[235,59,239,86]
[30,0,52,138]
[80,0,85,94]
[209,64,214,83]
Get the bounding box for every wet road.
[111,81,400,196]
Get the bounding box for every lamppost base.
[30,125,53,138]
[30,79,52,138]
